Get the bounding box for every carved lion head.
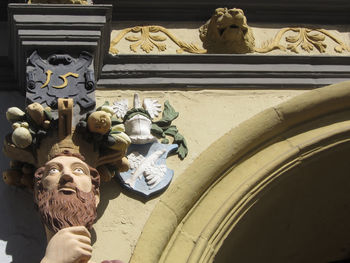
[199,8,255,54]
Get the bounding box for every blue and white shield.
[118,142,178,197]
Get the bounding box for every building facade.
[0,1,350,262]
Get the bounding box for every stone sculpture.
[2,50,186,261]
[199,7,255,54]
[35,153,100,263]
[3,98,130,263]
[112,94,187,197]
[2,51,131,263]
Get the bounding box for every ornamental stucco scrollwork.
[109,25,206,55]
[255,27,350,54]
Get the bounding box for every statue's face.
[34,155,100,233]
[42,156,92,194]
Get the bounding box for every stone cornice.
[101,0,350,24]
[98,54,350,89]
[1,1,350,24]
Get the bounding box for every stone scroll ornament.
[3,51,130,263]
[111,94,188,197]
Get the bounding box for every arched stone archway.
[214,144,350,262]
[130,81,350,263]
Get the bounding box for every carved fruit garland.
[110,25,206,54]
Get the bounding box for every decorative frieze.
[109,7,350,56]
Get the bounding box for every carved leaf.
[109,47,119,55]
[335,45,344,53]
[141,40,154,53]
[313,42,327,53]
[131,26,141,33]
[287,44,299,53]
[130,42,140,52]
[177,41,205,54]
[176,49,184,54]
[125,36,141,42]
[149,26,161,33]
[307,33,325,42]
[155,43,167,51]
[301,42,313,52]
[286,34,300,43]
[149,34,167,42]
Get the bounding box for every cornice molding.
[98,54,350,89]
[1,1,350,24]
[102,0,350,24]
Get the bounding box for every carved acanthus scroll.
[109,26,206,55]
[255,27,350,54]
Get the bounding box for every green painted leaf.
[164,125,178,136]
[173,133,188,159]
[111,116,122,126]
[44,109,52,121]
[174,132,184,143]
[155,101,179,127]
[177,143,188,160]
[96,101,110,111]
[161,138,169,144]
[151,124,165,137]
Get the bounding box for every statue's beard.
[35,187,97,233]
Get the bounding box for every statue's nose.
[59,172,74,184]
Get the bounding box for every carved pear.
[26,102,45,126]
[6,107,25,123]
[12,127,32,148]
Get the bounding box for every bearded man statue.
[34,150,100,263]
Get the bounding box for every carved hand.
[41,226,93,263]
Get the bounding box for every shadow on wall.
[0,91,46,263]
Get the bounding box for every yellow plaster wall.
[91,88,306,262]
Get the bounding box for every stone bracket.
[8,3,112,91]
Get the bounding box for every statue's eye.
[74,168,85,175]
[48,168,59,175]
